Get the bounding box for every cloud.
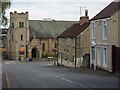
[7,0,113,21]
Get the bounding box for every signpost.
[52,48,57,66]
[19,44,24,61]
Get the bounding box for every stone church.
[7,11,77,60]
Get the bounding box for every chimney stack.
[79,9,89,24]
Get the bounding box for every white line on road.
[60,77,74,84]
[51,74,74,84]
[4,70,12,89]
[4,62,10,64]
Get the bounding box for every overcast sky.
[6,0,114,21]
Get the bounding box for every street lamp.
[52,19,56,66]
[43,18,58,66]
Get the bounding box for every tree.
[0,0,11,26]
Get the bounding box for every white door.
[97,47,101,65]
[91,47,96,69]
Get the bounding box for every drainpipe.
[75,37,77,68]
[80,34,82,67]
[56,37,59,66]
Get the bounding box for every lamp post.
[52,19,56,66]
[43,18,57,66]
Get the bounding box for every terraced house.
[57,10,90,68]
[7,11,77,60]
[90,0,120,72]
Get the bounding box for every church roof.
[29,20,78,39]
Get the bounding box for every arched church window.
[22,22,24,28]
[19,22,22,28]
[11,22,14,28]
[42,43,45,51]
[21,35,23,41]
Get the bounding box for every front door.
[91,47,96,69]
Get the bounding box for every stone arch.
[28,38,42,59]
[32,48,37,58]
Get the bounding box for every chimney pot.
[85,10,88,16]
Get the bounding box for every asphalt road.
[2,60,118,89]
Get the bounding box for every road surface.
[2,60,118,88]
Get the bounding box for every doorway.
[91,47,96,69]
[32,48,37,58]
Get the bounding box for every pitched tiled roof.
[91,1,120,21]
[58,22,90,38]
[29,20,78,39]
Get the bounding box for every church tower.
[9,11,29,60]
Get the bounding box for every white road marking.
[51,74,74,84]
[60,77,74,84]
[4,70,12,89]
[46,64,53,66]
[4,61,19,64]
[4,62,10,64]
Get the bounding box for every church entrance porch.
[28,37,42,59]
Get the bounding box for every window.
[19,22,22,28]
[92,47,95,60]
[92,22,95,39]
[22,22,24,28]
[103,47,107,67]
[42,43,45,51]
[11,22,14,28]
[19,22,24,28]
[97,47,101,65]
[54,42,57,48]
[12,35,13,41]
[103,20,107,40]
[21,35,23,41]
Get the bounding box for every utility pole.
[80,7,82,17]
[52,19,56,66]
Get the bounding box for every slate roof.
[58,22,90,38]
[29,20,78,39]
[91,1,120,21]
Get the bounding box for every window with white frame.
[97,46,101,65]
[92,22,95,39]
[103,47,107,67]
[103,20,107,40]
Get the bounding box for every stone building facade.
[90,1,120,72]
[7,11,77,60]
[7,11,29,60]
[57,12,90,67]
